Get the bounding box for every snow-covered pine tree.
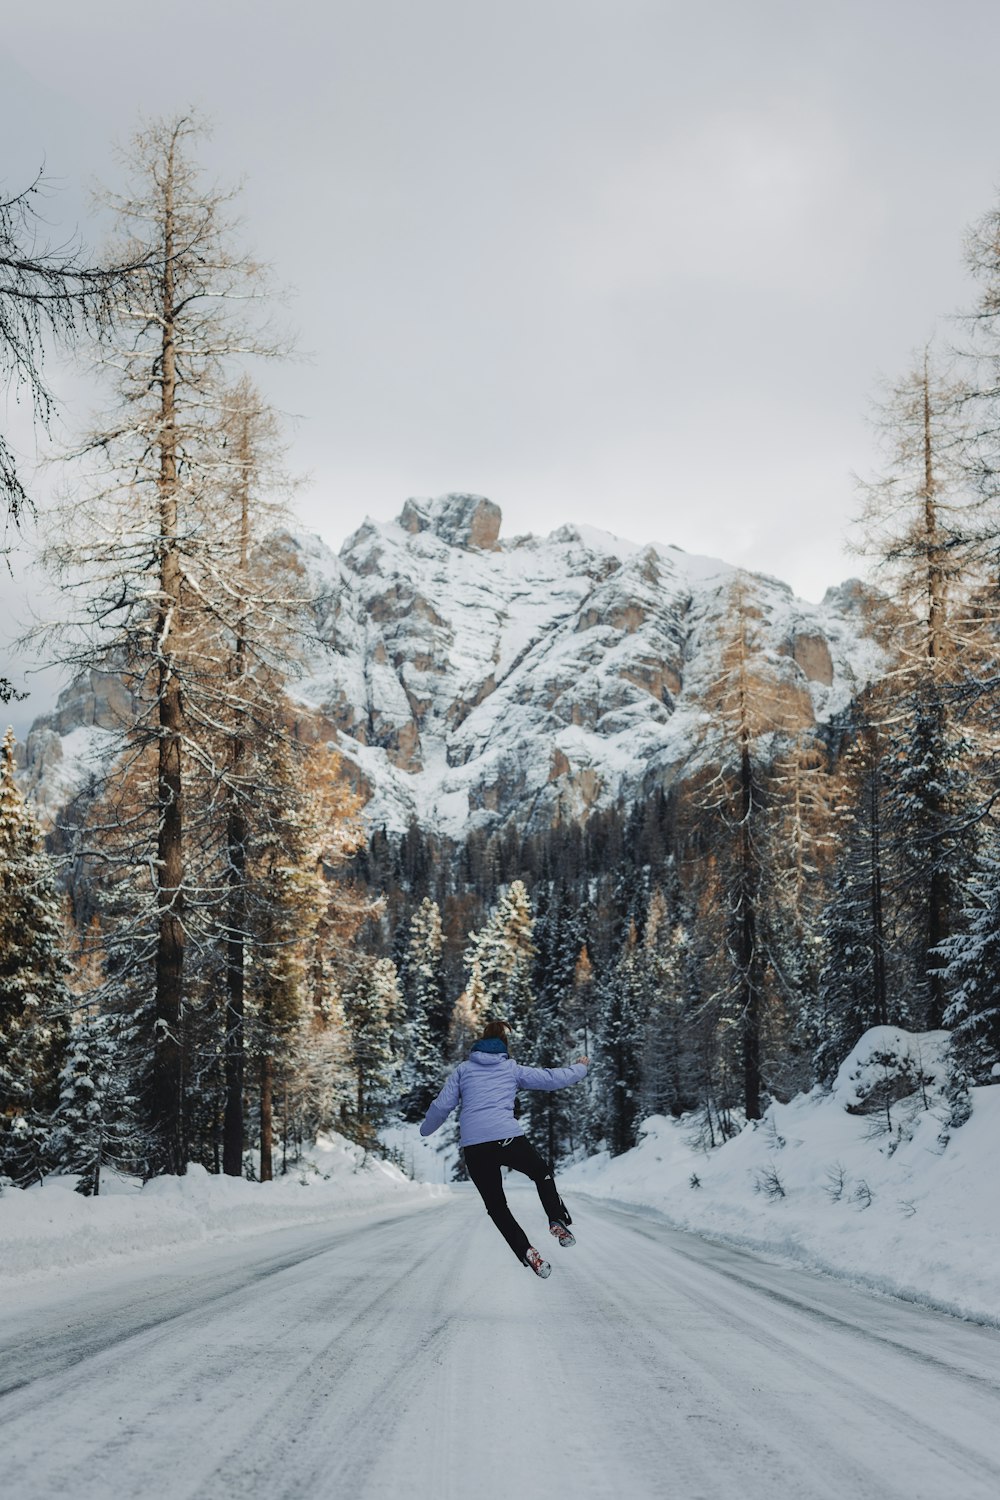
[637,888,695,1121]
[678,855,743,1147]
[808,707,897,1083]
[464,879,537,1042]
[400,897,448,1118]
[50,1009,122,1195]
[881,685,980,1028]
[528,1001,574,1165]
[760,738,836,1096]
[591,920,646,1155]
[48,910,142,1191]
[523,885,584,1158]
[448,960,489,1059]
[560,944,599,1153]
[936,841,1000,1084]
[0,728,71,1185]
[342,957,403,1139]
[295,745,372,1145]
[245,733,331,1180]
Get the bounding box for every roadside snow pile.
[564,1027,1000,1324]
[0,1131,444,1283]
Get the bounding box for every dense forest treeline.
[2,113,1000,1192]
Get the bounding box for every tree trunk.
[922,354,947,665]
[738,739,762,1120]
[152,135,186,1177]
[924,698,950,1028]
[920,362,952,1028]
[223,419,252,1176]
[733,607,762,1123]
[869,764,889,1028]
[222,779,246,1176]
[259,1053,274,1182]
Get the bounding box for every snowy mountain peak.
[286,498,883,837]
[395,493,501,550]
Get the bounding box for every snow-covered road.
[3,1188,1000,1500]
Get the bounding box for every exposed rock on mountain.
[20,493,883,836]
[19,669,129,820]
[289,494,882,834]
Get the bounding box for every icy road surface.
[3,1188,1000,1500]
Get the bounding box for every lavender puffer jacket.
[420,1050,587,1148]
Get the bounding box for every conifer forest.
[4,109,1000,1200]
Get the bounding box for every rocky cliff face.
[287,494,882,835]
[19,668,131,821]
[20,494,882,836]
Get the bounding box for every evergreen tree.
[464,880,537,1041]
[881,684,979,1028]
[527,1001,574,1165]
[400,897,448,1117]
[937,842,1000,1084]
[50,1010,129,1196]
[560,944,599,1153]
[637,890,695,1121]
[524,885,585,1160]
[808,710,893,1083]
[0,729,71,1184]
[342,957,403,1138]
[448,960,489,1059]
[591,922,646,1155]
[246,735,333,1180]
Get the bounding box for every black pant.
[463,1135,571,1263]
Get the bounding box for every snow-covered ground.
[563,1028,1000,1325]
[4,1189,1000,1499]
[0,1131,442,1283]
[7,1026,995,1336]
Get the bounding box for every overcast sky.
[3,0,1000,733]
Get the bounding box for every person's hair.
[480,1018,511,1045]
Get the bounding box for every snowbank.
[563,1028,1000,1325]
[0,1131,444,1283]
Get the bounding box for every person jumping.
[420,1018,589,1278]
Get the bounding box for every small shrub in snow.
[689,1172,701,1189]
[823,1162,847,1202]
[851,1179,873,1209]
[898,1200,917,1218]
[762,1115,786,1150]
[753,1164,786,1200]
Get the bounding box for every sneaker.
[525,1247,552,1278]
[549,1220,576,1248]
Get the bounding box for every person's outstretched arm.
[513,1058,589,1093]
[419,1067,462,1136]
